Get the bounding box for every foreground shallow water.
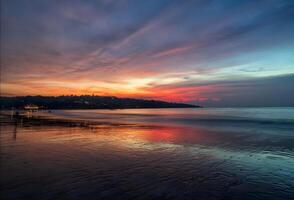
[1,108,294,200]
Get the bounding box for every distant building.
[24,104,39,112]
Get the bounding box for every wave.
[38,109,294,126]
[172,117,294,126]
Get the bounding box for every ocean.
[1,108,294,200]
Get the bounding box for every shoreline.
[0,111,152,129]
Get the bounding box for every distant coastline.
[0,95,200,110]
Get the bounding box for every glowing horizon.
[1,0,294,106]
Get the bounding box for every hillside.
[0,95,200,109]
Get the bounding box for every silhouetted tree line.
[0,95,199,109]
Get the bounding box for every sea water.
[1,108,294,200]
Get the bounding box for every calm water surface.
[1,108,294,200]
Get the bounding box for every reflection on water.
[1,108,294,200]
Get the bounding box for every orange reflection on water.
[1,120,219,157]
[133,126,208,144]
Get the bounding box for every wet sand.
[1,109,294,200]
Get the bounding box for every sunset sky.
[1,0,294,106]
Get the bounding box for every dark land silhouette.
[0,95,199,109]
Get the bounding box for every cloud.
[1,0,294,106]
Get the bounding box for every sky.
[1,0,294,107]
